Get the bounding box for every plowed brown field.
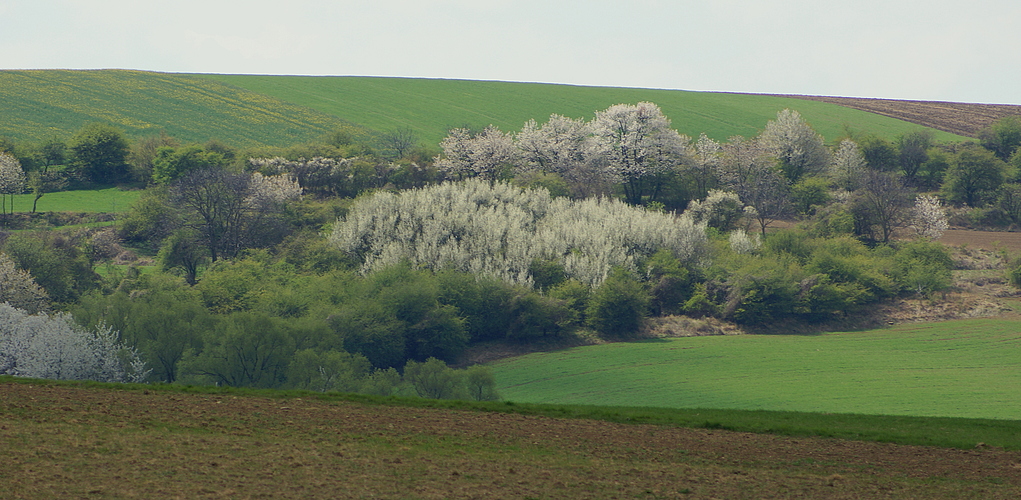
[782,95,1021,137]
[939,228,1021,252]
[2,383,1020,499]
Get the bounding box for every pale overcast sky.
[1,0,1018,104]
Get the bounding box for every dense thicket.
[3,104,1015,396]
[330,179,708,286]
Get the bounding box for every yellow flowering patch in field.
[0,69,353,146]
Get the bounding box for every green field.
[0,70,967,150]
[0,70,357,146]
[4,187,141,214]
[491,319,1021,420]
[202,74,968,145]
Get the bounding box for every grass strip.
[4,375,1017,451]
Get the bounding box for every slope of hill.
[491,318,1021,420]
[0,69,361,146]
[784,95,1021,137]
[0,69,983,151]
[200,74,969,146]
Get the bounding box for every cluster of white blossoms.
[329,178,709,287]
[0,303,148,383]
[248,172,303,205]
[728,229,762,254]
[910,194,950,240]
[0,252,49,314]
[433,103,691,204]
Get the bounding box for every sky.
[1,0,1018,105]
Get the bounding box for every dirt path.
[2,383,1020,499]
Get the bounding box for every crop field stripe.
[0,70,355,146]
[199,74,968,146]
[490,318,1021,420]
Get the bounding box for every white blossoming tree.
[691,133,723,198]
[0,303,148,383]
[830,139,867,192]
[588,102,692,205]
[718,136,790,234]
[0,252,50,314]
[759,109,830,183]
[329,178,708,287]
[909,194,949,240]
[0,152,26,215]
[434,125,519,180]
[515,114,590,175]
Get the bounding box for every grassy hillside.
[0,70,969,150]
[491,318,1021,420]
[0,70,360,146]
[201,74,969,146]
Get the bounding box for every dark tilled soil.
[2,383,1021,499]
[780,95,1021,137]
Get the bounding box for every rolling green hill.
[490,318,1021,420]
[200,74,969,146]
[0,70,967,151]
[0,69,360,146]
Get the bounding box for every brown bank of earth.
[2,383,1020,499]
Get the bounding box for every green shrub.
[586,269,650,337]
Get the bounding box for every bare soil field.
[782,95,1021,137]
[939,228,1021,252]
[2,383,1020,499]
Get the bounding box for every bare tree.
[172,169,297,261]
[381,127,417,159]
[852,170,911,243]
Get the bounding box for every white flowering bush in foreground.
[330,179,708,286]
[0,303,148,383]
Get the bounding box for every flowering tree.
[330,178,708,287]
[588,102,692,205]
[909,194,949,240]
[830,139,867,192]
[0,252,49,314]
[0,303,148,382]
[0,152,26,215]
[691,133,723,198]
[684,190,750,232]
[759,109,830,183]
[718,136,790,234]
[515,114,590,175]
[434,125,519,180]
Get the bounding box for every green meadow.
[4,187,141,214]
[0,69,965,149]
[0,70,357,146]
[491,318,1021,420]
[201,74,968,145]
